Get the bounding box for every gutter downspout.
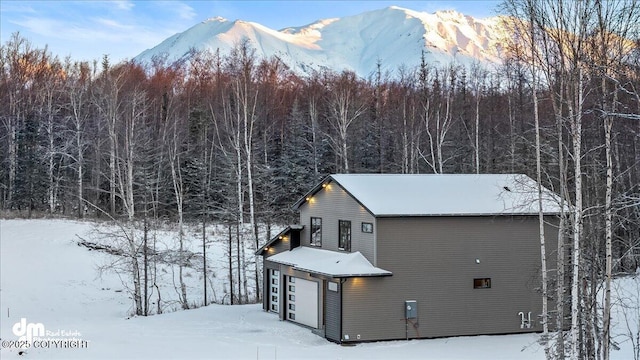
[340,278,345,343]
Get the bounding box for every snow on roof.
[268,247,392,278]
[325,173,562,216]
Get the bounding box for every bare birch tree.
[168,118,190,309]
[66,61,92,218]
[591,2,640,359]
[470,62,487,174]
[326,71,366,173]
[527,2,550,355]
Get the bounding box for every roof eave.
[331,272,393,278]
[328,175,377,216]
[375,211,563,217]
[292,175,377,217]
[284,267,393,278]
[292,175,333,210]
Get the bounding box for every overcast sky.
[0,1,503,63]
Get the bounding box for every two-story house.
[256,174,561,343]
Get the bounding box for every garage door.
[286,276,318,328]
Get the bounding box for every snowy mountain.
[134,6,508,77]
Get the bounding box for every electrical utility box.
[405,300,418,319]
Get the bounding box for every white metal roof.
[267,247,392,278]
[329,173,562,216]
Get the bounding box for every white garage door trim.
[286,276,318,328]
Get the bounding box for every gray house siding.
[340,216,557,342]
[298,182,377,264]
[324,281,341,342]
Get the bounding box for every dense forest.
[0,0,639,359]
[2,34,637,231]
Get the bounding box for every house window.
[310,217,322,246]
[339,220,351,251]
[361,222,373,233]
[474,278,491,289]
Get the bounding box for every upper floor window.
[361,222,373,233]
[339,220,351,251]
[310,217,322,246]
[474,278,491,289]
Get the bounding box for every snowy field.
[1,219,638,359]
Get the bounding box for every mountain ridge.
[134,6,507,77]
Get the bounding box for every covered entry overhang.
[267,247,393,279]
[256,225,304,257]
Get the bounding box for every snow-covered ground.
[1,219,638,359]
